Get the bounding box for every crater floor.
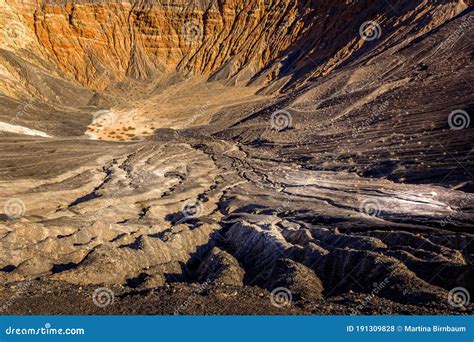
[0,132,472,314]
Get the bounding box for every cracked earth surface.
[1,133,472,314]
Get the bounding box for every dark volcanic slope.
[0,1,473,315]
[214,9,474,191]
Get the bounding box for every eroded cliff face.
[2,0,308,91]
[1,0,470,95]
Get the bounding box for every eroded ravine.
[0,135,472,314]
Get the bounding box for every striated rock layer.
[0,1,473,314]
[0,0,470,93]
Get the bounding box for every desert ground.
[0,0,473,315]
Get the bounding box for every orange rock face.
[1,0,470,92]
[6,0,306,89]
